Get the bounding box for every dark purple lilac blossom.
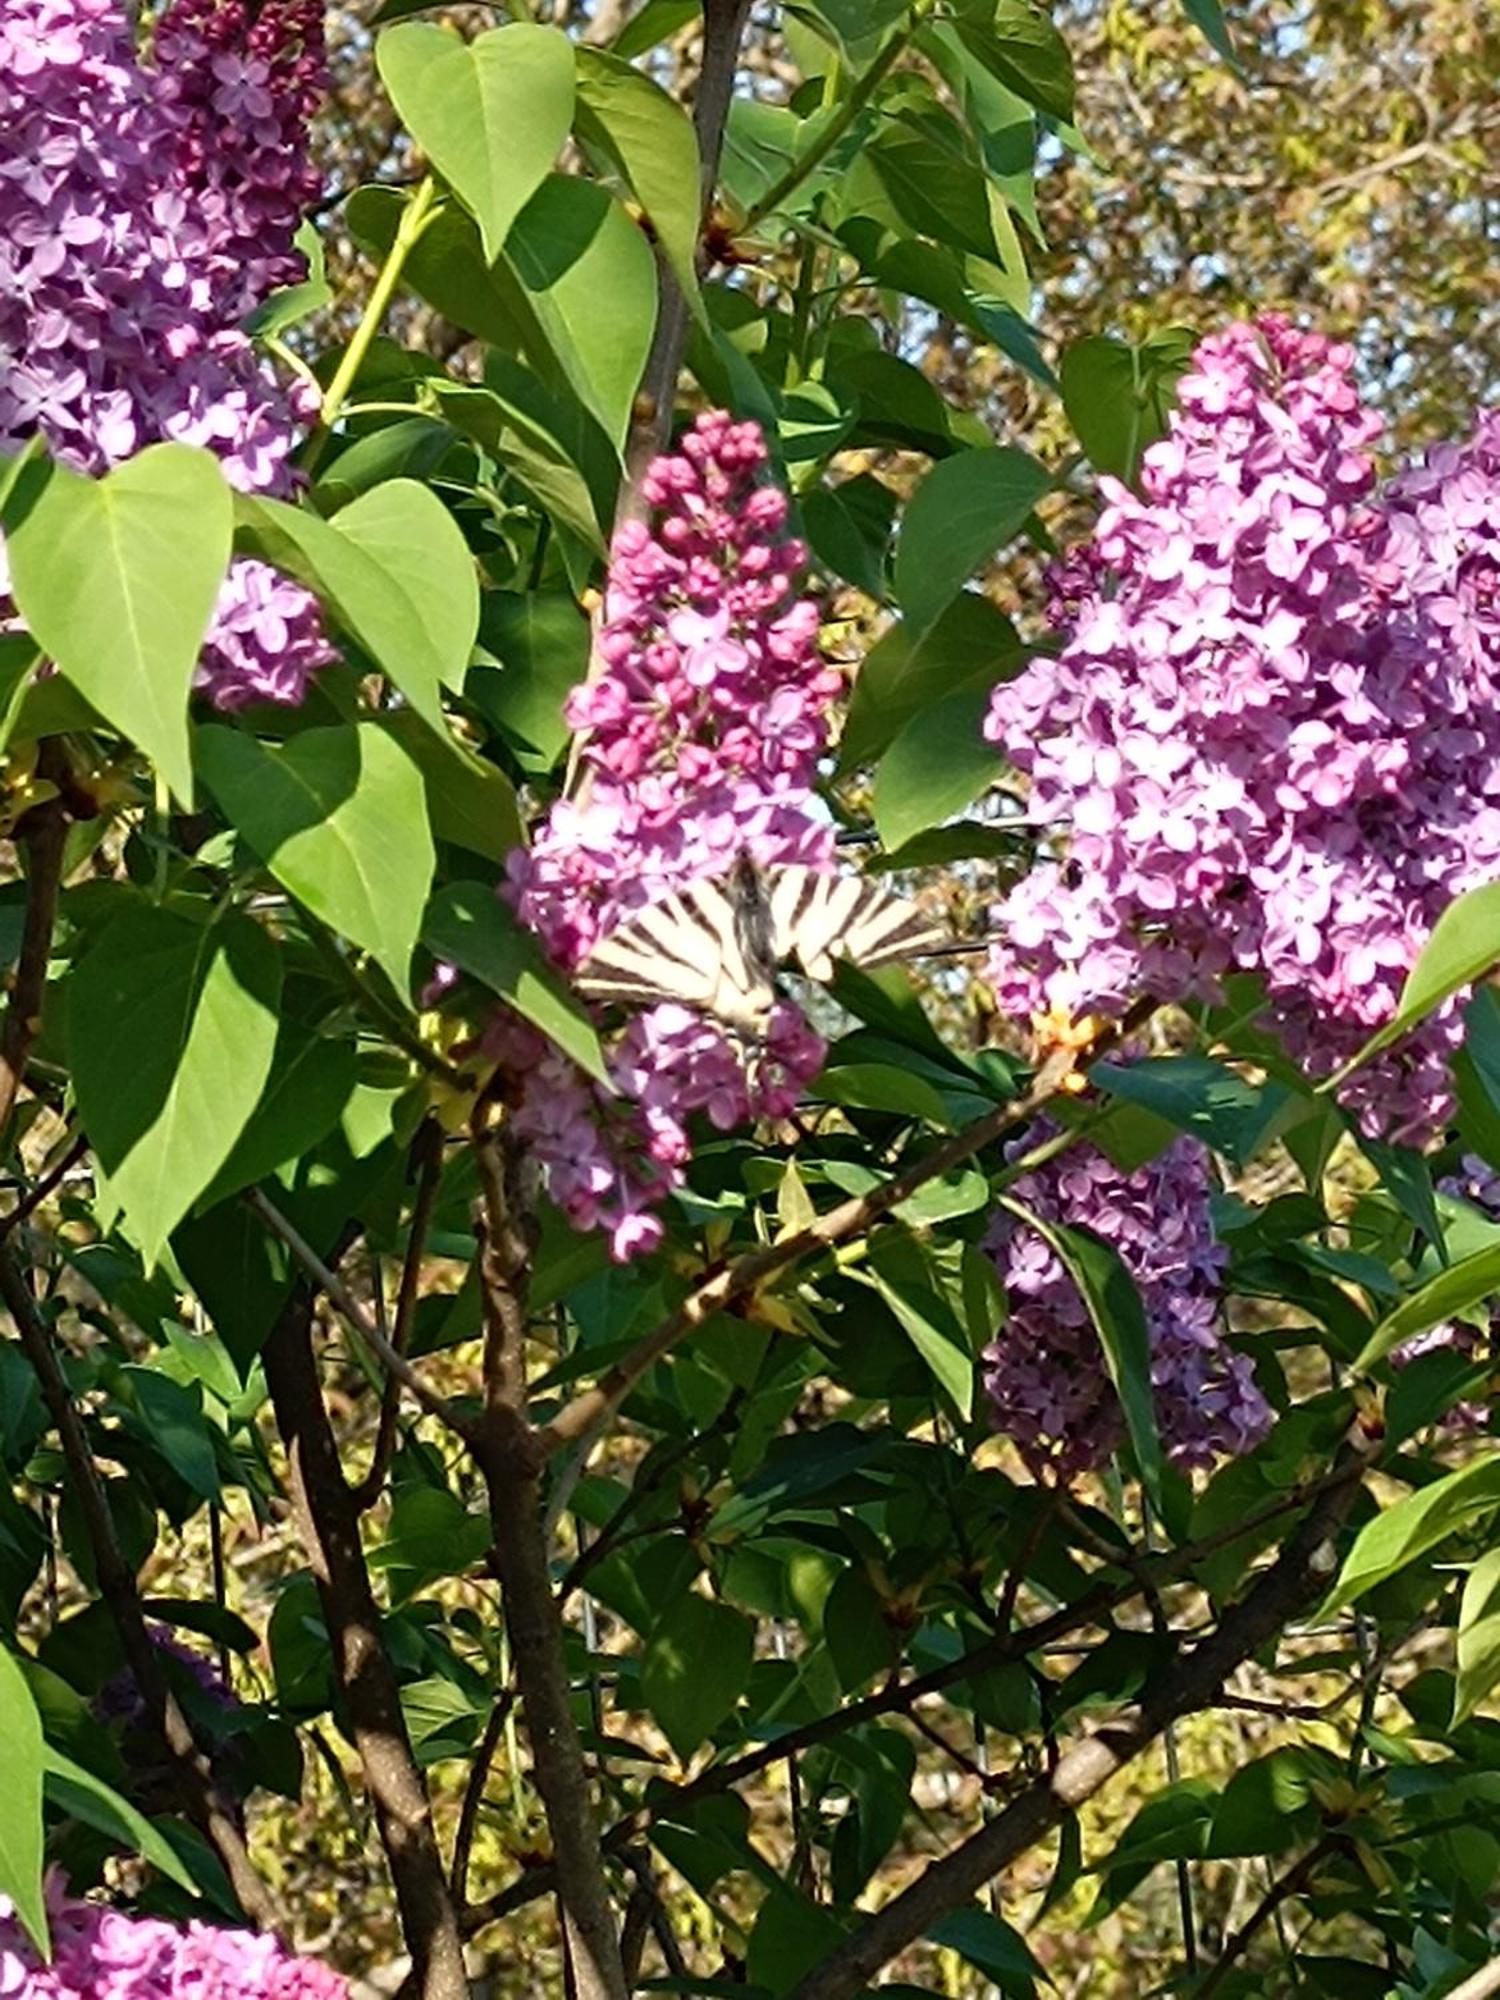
[985,318,1500,1145]
[500,412,837,1260]
[0,0,332,708]
[982,1134,1271,1477]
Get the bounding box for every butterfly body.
[576,858,949,1037]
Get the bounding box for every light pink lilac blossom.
[983,1134,1271,1477]
[0,0,331,707]
[984,318,1500,1144]
[0,1876,346,2000]
[498,413,838,1259]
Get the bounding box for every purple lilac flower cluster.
[983,1134,1271,1477]
[984,317,1500,1144]
[96,1626,239,1730]
[0,1878,346,2000]
[499,412,836,1260]
[0,0,331,709]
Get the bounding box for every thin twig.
[462,1460,1357,1938]
[1197,1836,1336,1996]
[0,1249,280,1929]
[783,1444,1374,2000]
[0,768,68,1135]
[354,1123,446,1510]
[245,1187,472,1441]
[263,1287,469,2000]
[1445,1955,1500,2000]
[470,1108,630,2000]
[0,1131,89,1239]
[449,1690,516,1905]
[540,1017,1149,1458]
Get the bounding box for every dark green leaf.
[44,1747,199,1892]
[894,448,1051,636]
[1002,1202,1164,1510]
[929,1908,1046,1999]
[640,1595,754,1759]
[422,880,606,1081]
[872,686,1005,849]
[841,592,1023,770]
[1094,1057,1294,1170]
[197,1020,359,1210]
[377,710,524,862]
[472,592,590,769]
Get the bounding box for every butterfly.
[575,856,951,1037]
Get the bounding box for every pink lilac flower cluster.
[984,317,1500,1143]
[499,413,837,1259]
[983,1133,1271,1478]
[0,1877,346,2000]
[0,0,332,708]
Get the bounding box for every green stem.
[302,913,468,1091]
[744,12,923,230]
[303,177,440,475]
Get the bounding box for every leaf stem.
[303,176,440,475]
[743,10,925,232]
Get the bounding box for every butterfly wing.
[575,874,777,1028]
[767,866,952,982]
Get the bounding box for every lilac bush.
[0,1879,346,2000]
[983,1134,1272,1476]
[0,0,331,707]
[498,412,835,1259]
[984,318,1500,1144]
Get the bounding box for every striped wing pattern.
[575,861,948,1030]
[767,865,951,981]
[573,875,775,1025]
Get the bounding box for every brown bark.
[263,1293,469,2000]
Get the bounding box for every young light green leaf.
[1001,1199,1165,1511]
[575,48,705,319]
[68,906,282,1267]
[1339,882,1500,1079]
[376,22,575,263]
[1455,1546,1500,1724]
[196,723,435,996]
[640,1594,754,1760]
[1324,1454,1500,1615]
[43,1746,198,1893]
[422,880,606,1082]
[5,445,230,802]
[872,685,1006,849]
[237,480,478,721]
[893,448,1052,636]
[864,1266,975,1417]
[0,1647,48,1958]
[1354,1242,1500,1374]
